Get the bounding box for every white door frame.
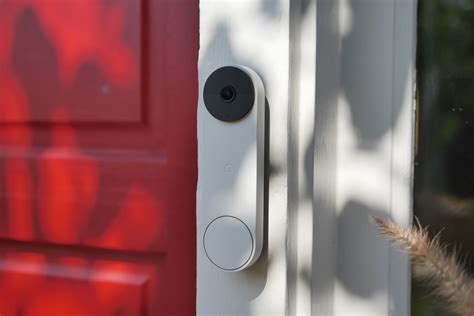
[312,0,416,315]
[197,0,417,315]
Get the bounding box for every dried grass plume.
[370,216,474,316]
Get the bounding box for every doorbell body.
[199,66,265,271]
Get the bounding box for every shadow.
[197,0,296,310]
[307,0,414,311]
[261,0,283,18]
[197,21,269,312]
[337,201,390,297]
[339,0,410,149]
[0,0,199,314]
[198,0,414,313]
[199,0,414,313]
[11,8,60,122]
[334,0,413,302]
[0,0,416,314]
[249,99,271,274]
[309,0,340,311]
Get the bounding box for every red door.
[0,0,198,315]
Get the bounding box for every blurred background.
[415,0,474,314]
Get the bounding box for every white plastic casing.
[199,66,265,271]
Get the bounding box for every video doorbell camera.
[200,66,265,271]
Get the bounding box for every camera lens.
[220,86,236,103]
[204,66,255,122]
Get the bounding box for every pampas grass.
[370,216,474,316]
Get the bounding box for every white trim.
[287,0,317,315]
[388,0,417,314]
[312,0,416,315]
[312,0,340,313]
[197,1,291,315]
[197,0,416,314]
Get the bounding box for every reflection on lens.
[220,86,236,103]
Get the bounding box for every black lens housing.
[203,66,255,122]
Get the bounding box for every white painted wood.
[287,0,317,315]
[388,1,416,314]
[311,0,416,315]
[312,0,340,314]
[198,1,291,315]
[197,0,416,314]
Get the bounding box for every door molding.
[312,0,417,315]
[197,0,416,315]
[197,1,292,315]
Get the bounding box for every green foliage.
[415,0,474,315]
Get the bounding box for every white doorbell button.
[200,65,265,271]
[204,216,253,270]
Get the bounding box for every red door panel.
[0,245,160,316]
[0,0,198,315]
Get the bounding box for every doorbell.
[199,66,265,271]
